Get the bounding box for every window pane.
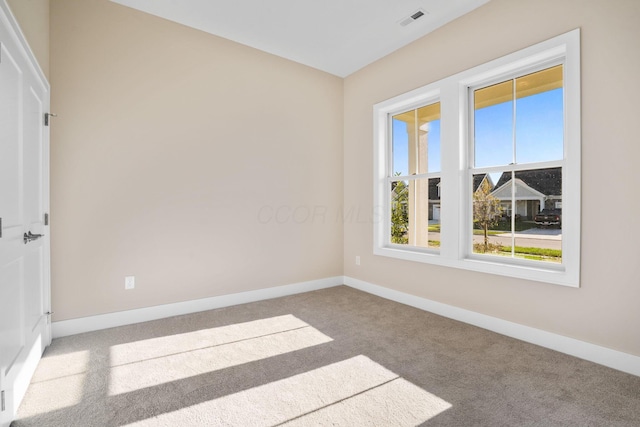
[473,168,562,263]
[427,178,441,249]
[392,103,441,176]
[419,105,441,174]
[516,167,562,263]
[390,179,438,250]
[472,173,505,254]
[474,66,564,168]
[515,65,564,164]
[474,81,513,168]
[392,119,409,176]
[390,180,409,244]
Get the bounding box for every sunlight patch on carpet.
[108,316,333,395]
[109,314,310,366]
[19,350,89,413]
[281,377,451,426]
[123,355,451,426]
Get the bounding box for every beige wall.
[344,0,640,356]
[50,0,344,320]
[7,0,49,78]
[46,0,640,357]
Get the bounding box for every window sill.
[374,245,578,287]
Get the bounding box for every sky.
[392,88,564,177]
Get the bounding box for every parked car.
[534,209,561,227]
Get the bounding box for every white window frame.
[373,29,580,287]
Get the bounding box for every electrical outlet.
[125,276,135,290]
[355,256,361,266]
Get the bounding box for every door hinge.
[44,212,49,225]
[0,217,2,238]
[1,390,5,412]
[44,112,57,126]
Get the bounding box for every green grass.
[429,240,562,262]
[418,223,562,259]
[501,245,562,258]
[473,229,506,236]
[473,242,562,261]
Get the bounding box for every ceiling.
[110,0,490,77]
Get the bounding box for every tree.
[390,177,409,244]
[473,179,502,252]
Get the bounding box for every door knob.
[23,231,44,244]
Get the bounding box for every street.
[429,228,562,250]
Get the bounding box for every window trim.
[373,29,580,287]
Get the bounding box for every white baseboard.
[52,274,639,378]
[343,276,640,377]
[52,276,343,338]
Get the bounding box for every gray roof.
[473,174,492,193]
[493,167,562,196]
[429,174,493,200]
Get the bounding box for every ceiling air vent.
[399,9,427,27]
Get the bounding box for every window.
[373,29,580,286]
[389,103,441,249]
[470,66,564,263]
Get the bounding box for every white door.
[0,3,51,426]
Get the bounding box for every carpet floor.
[12,286,640,426]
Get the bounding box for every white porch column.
[407,121,429,247]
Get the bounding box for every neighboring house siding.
[428,178,440,220]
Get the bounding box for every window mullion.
[439,79,460,260]
[512,78,517,165]
[511,78,517,255]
